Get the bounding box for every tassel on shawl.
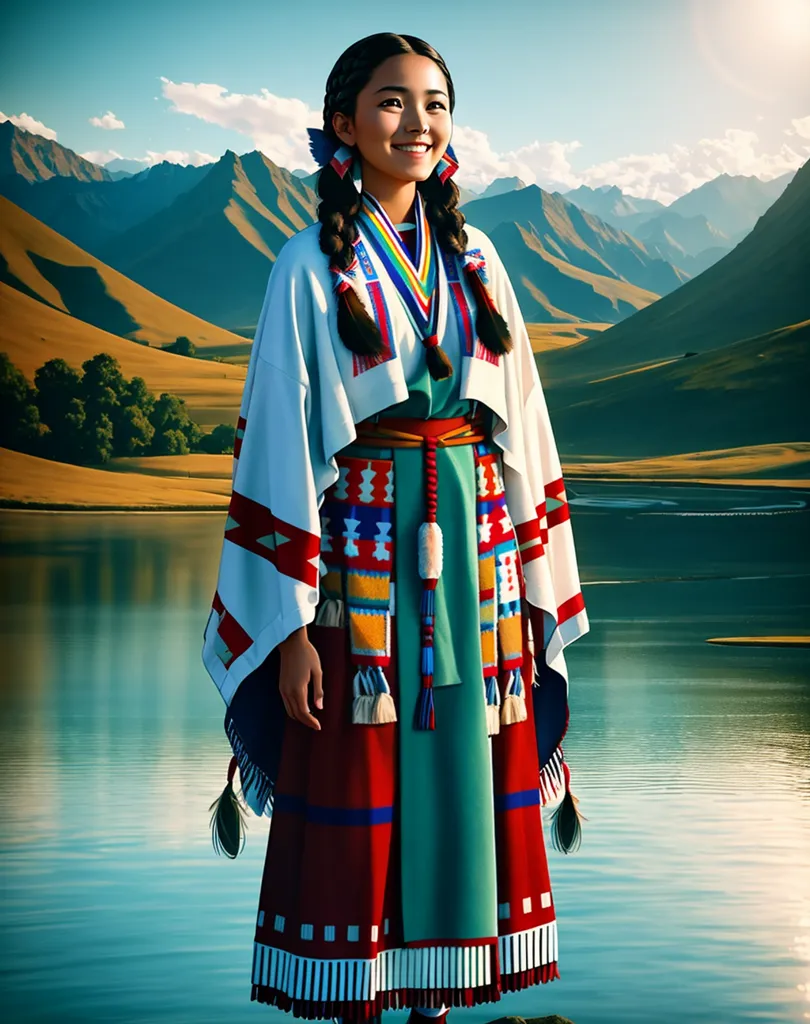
[352,665,397,724]
[500,666,528,724]
[415,438,441,730]
[485,673,501,735]
[314,595,345,627]
[208,755,248,859]
[549,759,587,854]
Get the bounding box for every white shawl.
[201,219,589,707]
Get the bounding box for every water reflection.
[0,496,808,1024]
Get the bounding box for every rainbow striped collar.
[356,188,438,337]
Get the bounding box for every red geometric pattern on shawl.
[225,488,321,589]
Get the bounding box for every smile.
[392,143,432,153]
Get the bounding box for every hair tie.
[307,126,359,185]
[329,256,359,294]
[435,142,459,184]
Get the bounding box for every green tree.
[199,423,236,454]
[163,336,197,357]
[149,393,202,454]
[0,352,42,454]
[158,428,190,456]
[81,353,127,408]
[117,404,155,456]
[33,357,84,461]
[124,375,155,416]
[84,410,115,464]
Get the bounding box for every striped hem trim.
[499,919,558,975]
[251,920,557,1005]
[250,964,559,1020]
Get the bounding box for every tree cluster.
[0,350,236,464]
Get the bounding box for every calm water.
[1,484,808,1024]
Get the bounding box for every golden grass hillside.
[0,281,246,428]
[0,195,249,355]
[0,447,232,509]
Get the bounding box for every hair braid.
[418,173,512,357]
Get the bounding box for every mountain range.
[2,120,792,334]
[540,157,810,459]
[1,119,806,490]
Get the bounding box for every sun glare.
[691,0,810,101]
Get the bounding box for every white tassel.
[314,596,344,626]
[352,666,398,725]
[501,669,528,725]
[371,692,398,723]
[418,521,443,580]
[485,675,501,736]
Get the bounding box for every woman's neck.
[360,170,417,225]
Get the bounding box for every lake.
[1,483,808,1024]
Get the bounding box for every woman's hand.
[278,628,324,731]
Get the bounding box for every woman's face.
[332,53,453,187]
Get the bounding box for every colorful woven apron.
[316,410,531,735]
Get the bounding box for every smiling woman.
[201,29,589,1024]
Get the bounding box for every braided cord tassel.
[415,438,442,730]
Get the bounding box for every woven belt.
[353,410,488,449]
[351,411,489,729]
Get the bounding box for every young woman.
[202,31,589,1024]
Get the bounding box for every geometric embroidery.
[320,456,394,669]
[274,914,285,932]
[541,891,552,908]
[350,236,398,377]
[474,444,524,677]
[439,243,499,365]
[211,589,252,670]
[224,488,320,589]
[347,925,359,942]
[498,902,511,919]
[522,896,532,913]
[300,923,314,940]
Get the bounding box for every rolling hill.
[0,281,247,429]
[0,195,250,358]
[548,319,810,459]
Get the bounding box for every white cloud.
[786,115,810,140]
[80,149,126,165]
[89,110,125,130]
[0,110,57,140]
[454,122,810,204]
[153,77,809,202]
[159,77,318,169]
[79,148,217,168]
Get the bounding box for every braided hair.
[316,32,512,378]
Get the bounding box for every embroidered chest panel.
[348,235,500,378]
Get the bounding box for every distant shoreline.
[2,474,807,513]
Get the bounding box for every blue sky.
[2,0,809,201]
